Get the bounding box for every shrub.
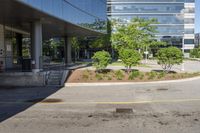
[157,47,183,72]
[115,70,124,80]
[157,72,166,79]
[95,73,103,80]
[92,51,112,72]
[82,70,89,80]
[148,71,157,80]
[139,73,145,80]
[119,49,141,73]
[190,47,200,58]
[128,70,140,80]
[107,76,112,80]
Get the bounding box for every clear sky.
[195,0,200,33]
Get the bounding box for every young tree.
[190,46,200,58]
[119,49,141,73]
[111,18,164,51]
[71,37,80,62]
[111,18,166,62]
[89,20,112,50]
[92,51,111,72]
[43,38,63,59]
[157,47,183,72]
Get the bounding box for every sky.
[195,0,200,33]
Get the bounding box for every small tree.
[92,51,111,72]
[119,49,141,73]
[190,47,200,58]
[71,37,80,62]
[157,47,183,72]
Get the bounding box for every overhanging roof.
[0,0,104,39]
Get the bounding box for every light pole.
[181,32,184,71]
[145,46,148,64]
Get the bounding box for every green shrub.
[107,76,112,80]
[95,73,103,80]
[119,49,141,73]
[148,71,157,80]
[157,47,183,72]
[128,71,140,80]
[190,47,200,58]
[158,72,166,79]
[92,51,111,72]
[139,73,145,80]
[115,70,124,80]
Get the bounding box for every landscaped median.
[66,69,200,83]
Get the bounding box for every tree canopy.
[111,18,165,52]
[157,47,183,72]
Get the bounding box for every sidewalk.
[79,60,200,73]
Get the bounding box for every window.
[184,39,194,44]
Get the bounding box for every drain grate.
[26,98,63,103]
[116,108,133,113]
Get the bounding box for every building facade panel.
[108,0,195,50]
[18,0,107,33]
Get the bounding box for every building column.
[64,37,72,65]
[0,24,5,71]
[31,21,43,72]
[16,33,23,64]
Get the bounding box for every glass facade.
[17,0,107,33]
[107,0,195,49]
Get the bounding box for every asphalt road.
[1,78,200,133]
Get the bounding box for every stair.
[46,71,63,86]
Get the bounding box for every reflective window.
[108,0,195,45]
[17,0,107,32]
[184,39,195,44]
[111,14,184,24]
[109,3,184,13]
[108,0,194,2]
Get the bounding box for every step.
[47,81,60,85]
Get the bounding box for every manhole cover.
[157,88,168,91]
[116,108,133,113]
[26,98,63,103]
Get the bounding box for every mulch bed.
[66,69,200,83]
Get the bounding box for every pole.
[181,33,184,71]
[145,46,148,64]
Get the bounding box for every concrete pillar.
[31,21,43,72]
[0,24,5,71]
[64,37,72,65]
[16,33,23,64]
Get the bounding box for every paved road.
[1,78,200,133]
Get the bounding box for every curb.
[65,76,200,87]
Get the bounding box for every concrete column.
[0,24,5,71]
[31,21,43,72]
[16,33,23,64]
[64,37,72,65]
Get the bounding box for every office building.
[0,0,107,72]
[107,0,195,51]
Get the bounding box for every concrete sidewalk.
[80,60,200,73]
